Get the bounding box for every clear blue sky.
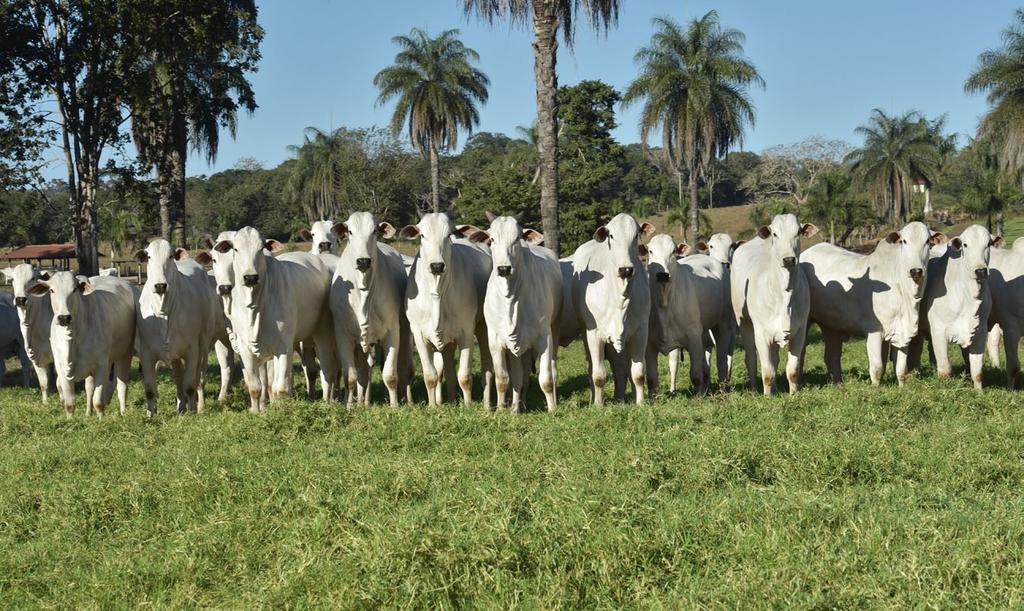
[175,0,1018,175]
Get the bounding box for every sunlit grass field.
[0,332,1022,607]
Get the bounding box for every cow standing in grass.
[3,265,58,401]
[986,237,1024,389]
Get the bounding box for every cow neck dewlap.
[874,249,922,348]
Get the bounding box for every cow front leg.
[894,347,910,386]
[1003,324,1021,390]
[739,320,758,392]
[866,331,885,386]
[114,357,131,416]
[968,331,987,390]
[667,348,679,393]
[931,327,952,379]
[272,351,294,400]
[538,335,557,412]
[508,355,525,413]
[171,359,189,415]
[380,335,400,407]
[628,334,648,405]
[457,343,474,406]
[987,323,1003,367]
[34,365,51,403]
[214,339,234,402]
[490,341,508,411]
[823,328,844,384]
[413,333,439,406]
[786,325,808,395]
[476,326,493,410]
[57,372,74,417]
[85,374,96,417]
[645,347,660,399]
[585,332,607,407]
[754,331,776,396]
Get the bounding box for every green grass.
[0,333,1022,608]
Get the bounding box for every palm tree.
[284,127,352,221]
[623,12,763,240]
[374,28,489,213]
[965,9,1024,182]
[845,109,941,224]
[463,0,620,255]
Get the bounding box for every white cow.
[2,264,55,398]
[214,227,339,411]
[801,222,945,386]
[731,214,818,395]
[301,220,338,255]
[0,292,32,387]
[134,239,221,415]
[465,214,562,412]
[987,237,1024,388]
[329,211,413,406]
[401,213,492,406]
[646,234,732,396]
[560,213,653,406]
[908,224,1002,389]
[28,272,137,416]
[98,267,119,277]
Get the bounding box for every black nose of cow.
[976,268,989,281]
[318,242,331,253]
[243,274,259,287]
[618,266,634,279]
[497,265,511,277]
[14,296,26,307]
[783,256,797,269]
[57,314,71,326]
[153,283,167,295]
[910,268,924,281]
[429,262,445,275]
[356,257,372,272]
[217,285,232,296]
[655,271,670,283]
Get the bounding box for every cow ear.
[695,241,709,254]
[885,231,901,244]
[399,225,420,240]
[513,211,524,224]
[264,239,283,252]
[930,232,947,245]
[639,222,656,238]
[467,229,491,244]
[377,222,396,239]
[485,211,497,223]
[133,249,149,263]
[299,229,313,242]
[676,243,692,258]
[593,226,609,243]
[800,223,819,238]
[758,226,771,239]
[454,224,480,239]
[213,240,233,254]
[949,237,963,251]
[173,248,188,261]
[331,222,349,239]
[194,251,213,266]
[200,235,214,249]
[522,228,544,244]
[732,240,746,251]
[638,244,649,257]
[78,279,94,295]
[992,236,1006,248]
[27,282,49,296]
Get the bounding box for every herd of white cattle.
[0,210,1021,417]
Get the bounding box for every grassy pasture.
[0,330,1022,608]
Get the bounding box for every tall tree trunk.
[689,173,700,241]
[158,161,173,242]
[77,165,100,276]
[533,0,561,255]
[676,171,685,239]
[429,141,441,213]
[170,108,187,247]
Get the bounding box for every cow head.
[883,221,945,285]
[27,271,93,336]
[948,224,1003,285]
[217,226,282,306]
[400,213,459,293]
[135,238,187,302]
[465,213,543,285]
[301,220,338,255]
[2,263,44,310]
[645,234,689,308]
[593,214,654,286]
[757,214,817,271]
[702,233,740,268]
[196,231,237,299]
[334,211,396,289]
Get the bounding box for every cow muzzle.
[429,262,445,275]
[153,283,167,295]
[356,257,372,272]
[14,296,26,307]
[618,266,634,279]
[782,256,797,269]
[217,284,232,296]
[975,268,989,282]
[243,274,259,287]
[497,265,512,278]
[909,268,924,282]
[317,242,332,253]
[57,314,71,327]
[655,271,670,283]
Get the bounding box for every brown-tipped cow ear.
[676,243,692,258]
[593,226,609,242]
[732,240,746,251]
[299,229,313,242]
[173,248,188,261]
[194,251,213,266]
[930,232,947,245]
[800,223,820,238]
[949,237,963,251]
[485,211,497,223]
[992,236,1006,248]
[454,224,480,239]
[213,240,233,254]
[398,225,420,240]
[133,249,149,263]
[639,222,656,237]
[885,231,901,244]
[78,279,94,295]
[522,229,544,244]
[695,241,709,253]
[27,282,49,296]
[377,222,397,239]
[331,222,349,239]
[758,226,771,239]
[264,239,284,252]
[467,229,491,245]
[638,244,649,257]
